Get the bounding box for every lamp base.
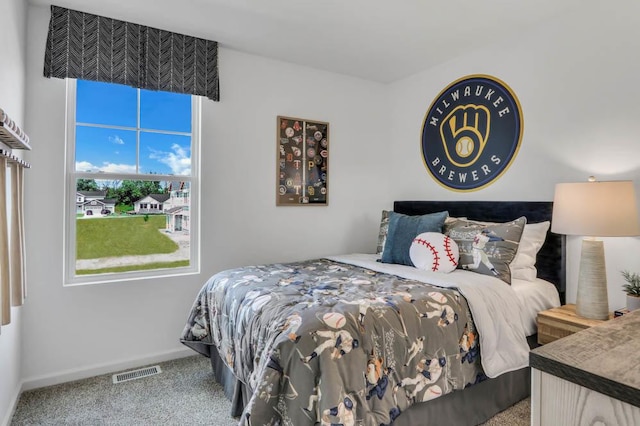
[576,239,609,320]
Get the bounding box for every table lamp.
[551,178,640,320]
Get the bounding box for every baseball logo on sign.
[410,232,459,273]
[421,75,523,191]
[456,136,474,158]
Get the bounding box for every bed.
[180,200,565,425]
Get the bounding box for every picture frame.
[276,116,329,206]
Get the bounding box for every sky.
[75,80,192,176]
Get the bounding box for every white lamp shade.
[551,180,640,237]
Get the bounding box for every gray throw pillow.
[376,210,391,255]
[445,217,526,284]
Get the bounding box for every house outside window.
[65,79,200,285]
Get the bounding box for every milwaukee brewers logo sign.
[421,75,523,191]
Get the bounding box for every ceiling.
[29,0,579,83]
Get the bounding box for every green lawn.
[76,215,178,259]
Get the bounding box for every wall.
[0,0,27,423]
[20,5,389,387]
[388,1,640,310]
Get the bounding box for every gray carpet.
[11,355,530,425]
[11,356,237,426]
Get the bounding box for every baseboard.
[21,347,194,391]
[1,381,23,426]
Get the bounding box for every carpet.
[11,355,529,425]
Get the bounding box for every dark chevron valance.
[43,5,219,101]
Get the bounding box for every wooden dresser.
[537,304,612,345]
[530,309,640,425]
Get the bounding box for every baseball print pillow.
[409,232,459,273]
[444,217,526,284]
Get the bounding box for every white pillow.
[410,232,459,273]
[510,221,550,281]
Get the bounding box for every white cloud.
[76,161,96,172]
[75,161,136,174]
[148,144,191,176]
[109,135,125,145]
[100,162,137,174]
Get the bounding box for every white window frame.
[63,79,201,286]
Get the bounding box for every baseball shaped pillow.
[410,232,459,273]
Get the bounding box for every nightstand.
[530,310,640,425]
[537,304,612,345]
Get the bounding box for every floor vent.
[112,365,162,384]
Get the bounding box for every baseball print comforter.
[180,254,530,426]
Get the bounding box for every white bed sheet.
[511,277,561,336]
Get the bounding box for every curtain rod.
[0,149,30,169]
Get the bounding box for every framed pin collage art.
[277,116,329,206]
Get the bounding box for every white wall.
[20,5,389,387]
[202,49,391,270]
[0,0,27,424]
[388,1,640,310]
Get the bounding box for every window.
[65,80,200,285]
